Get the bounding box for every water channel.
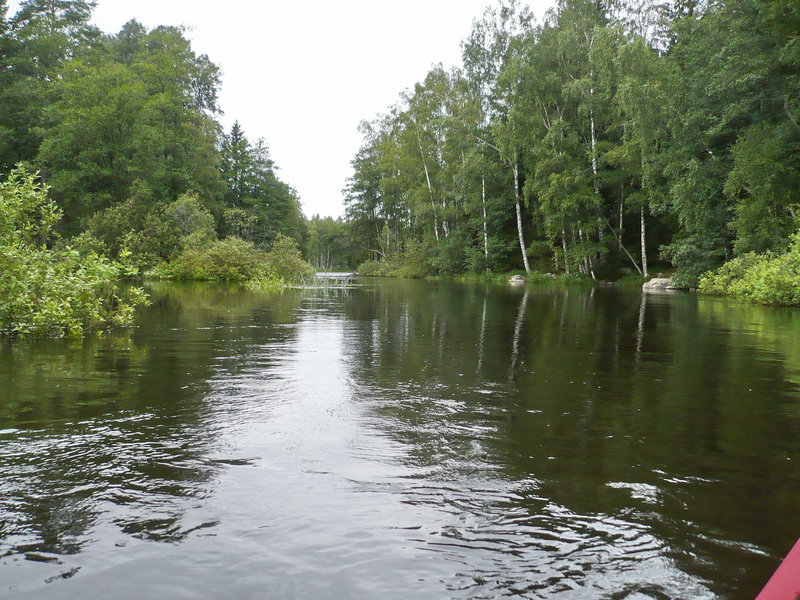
[1,279,799,599]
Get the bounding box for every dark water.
[1,280,800,599]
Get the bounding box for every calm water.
[1,280,800,599]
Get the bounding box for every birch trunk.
[417,136,439,241]
[578,225,596,279]
[590,83,603,243]
[512,162,531,273]
[618,189,624,252]
[641,204,648,279]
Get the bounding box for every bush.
[699,230,800,305]
[83,191,217,270]
[152,237,266,282]
[153,234,316,285]
[356,241,434,279]
[261,234,316,283]
[429,231,469,274]
[0,168,148,337]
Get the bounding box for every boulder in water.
[642,277,673,292]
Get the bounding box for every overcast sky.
[15,0,554,217]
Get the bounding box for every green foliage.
[83,191,215,270]
[261,235,315,283]
[152,237,265,282]
[305,215,358,270]
[357,241,435,279]
[165,193,217,246]
[699,230,800,306]
[219,122,307,248]
[153,234,315,286]
[725,123,799,255]
[2,0,800,287]
[0,167,61,245]
[342,0,800,285]
[0,168,147,337]
[35,22,224,234]
[429,230,470,274]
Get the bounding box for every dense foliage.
[0,169,148,337]
[699,230,800,305]
[343,0,800,290]
[152,234,315,285]
[2,0,799,309]
[0,0,308,274]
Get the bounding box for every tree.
[219,122,306,247]
[35,22,224,234]
[0,0,99,173]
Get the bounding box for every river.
[1,279,799,599]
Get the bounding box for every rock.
[642,277,673,291]
[509,275,526,285]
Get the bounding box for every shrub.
[261,234,315,283]
[356,241,434,279]
[699,230,800,305]
[0,168,148,337]
[152,237,266,282]
[153,234,316,286]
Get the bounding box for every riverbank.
[358,259,800,308]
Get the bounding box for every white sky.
[13,0,554,217]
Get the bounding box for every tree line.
[0,0,311,269]
[343,0,800,287]
[2,0,799,302]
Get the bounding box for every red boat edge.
[756,538,800,600]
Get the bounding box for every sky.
[14,0,554,217]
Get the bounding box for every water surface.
[1,280,799,599]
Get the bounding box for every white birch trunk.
[512,162,531,273]
[417,137,439,241]
[590,82,604,243]
[578,225,596,279]
[641,204,648,278]
[618,191,624,252]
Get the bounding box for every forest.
[343,0,800,300]
[1,0,799,336]
[0,0,319,334]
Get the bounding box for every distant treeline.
[343,0,800,287]
[0,0,317,268]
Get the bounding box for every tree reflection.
[338,280,800,598]
[0,282,304,569]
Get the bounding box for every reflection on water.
[1,280,799,599]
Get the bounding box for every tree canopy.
[343,0,800,285]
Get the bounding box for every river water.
[1,280,799,599]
